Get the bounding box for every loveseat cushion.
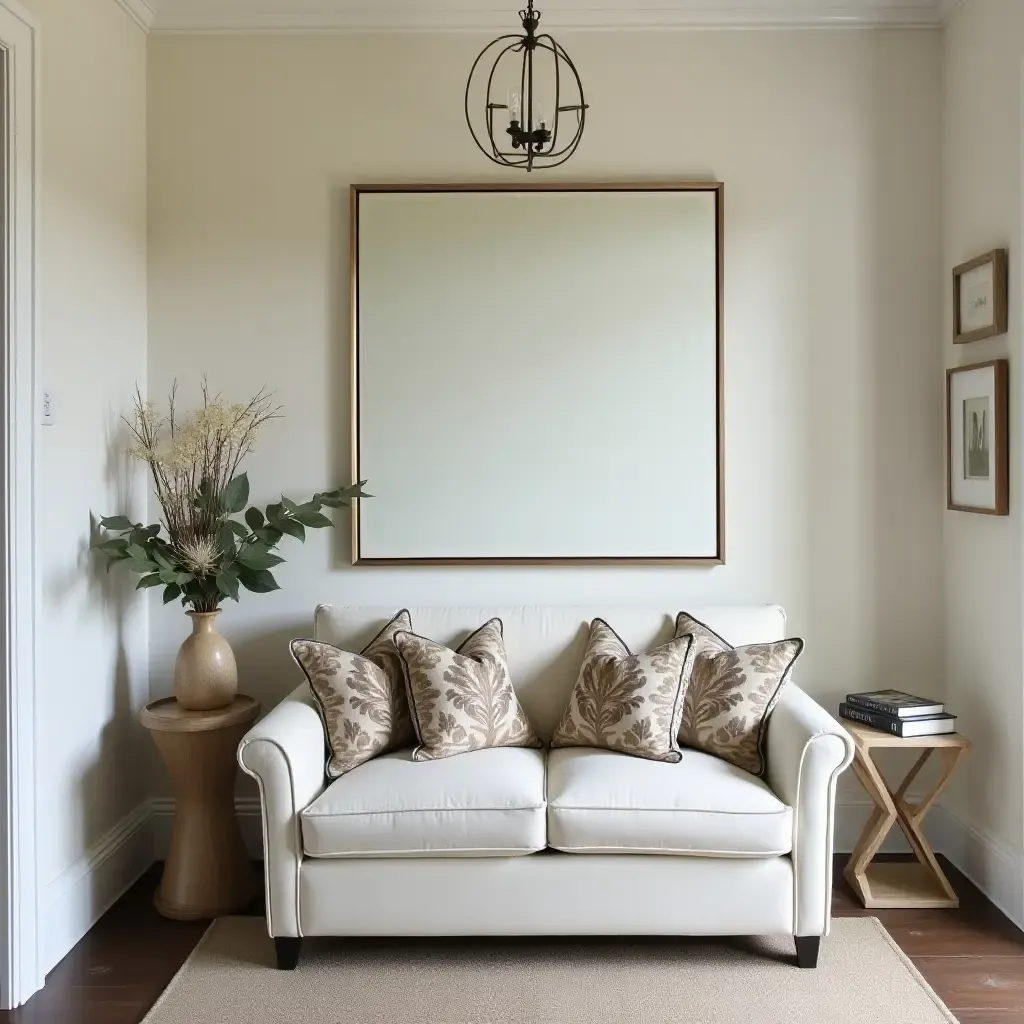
[395,619,542,761]
[675,612,804,777]
[550,619,695,763]
[547,747,792,857]
[300,746,547,858]
[291,609,415,778]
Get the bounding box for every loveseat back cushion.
[315,606,786,742]
[300,746,546,858]
[547,747,792,857]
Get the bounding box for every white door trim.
[0,0,39,1009]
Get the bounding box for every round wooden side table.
[141,694,261,920]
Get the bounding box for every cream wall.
[943,0,1024,884]
[19,0,150,971]
[147,27,944,813]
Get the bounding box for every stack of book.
[839,689,956,737]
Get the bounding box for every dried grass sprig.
[125,379,281,557]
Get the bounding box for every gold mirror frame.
[350,181,725,566]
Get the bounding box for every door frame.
[0,0,39,1009]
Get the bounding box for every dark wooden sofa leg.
[275,937,302,970]
[795,936,820,969]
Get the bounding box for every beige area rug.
[142,916,955,1024]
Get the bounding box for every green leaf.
[217,524,237,560]
[274,518,305,542]
[136,573,164,590]
[302,495,324,512]
[216,570,240,602]
[255,526,284,546]
[126,543,150,562]
[325,481,373,501]
[292,510,332,529]
[238,568,280,594]
[226,520,249,539]
[222,473,250,515]
[96,538,130,557]
[126,559,156,575]
[281,495,298,514]
[265,502,283,520]
[151,546,177,571]
[158,568,192,587]
[244,507,265,532]
[100,515,136,532]
[162,584,182,605]
[237,546,285,571]
[197,476,220,515]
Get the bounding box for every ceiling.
[122,0,963,33]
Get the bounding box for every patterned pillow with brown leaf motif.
[551,619,696,763]
[674,612,804,776]
[290,609,416,778]
[394,619,542,761]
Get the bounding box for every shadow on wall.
[42,415,146,895]
[232,623,309,712]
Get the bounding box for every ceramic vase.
[173,610,238,711]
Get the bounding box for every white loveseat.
[238,605,854,970]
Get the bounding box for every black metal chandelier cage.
[465,1,588,172]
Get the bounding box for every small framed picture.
[953,248,1008,344]
[947,359,1008,515]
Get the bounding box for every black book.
[846,689,944,718]
[839,703,956,738]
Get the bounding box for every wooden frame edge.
[349,181,726,566]
[946,358,1009,516]
[953,248,1009,345]
[352,555,727,567]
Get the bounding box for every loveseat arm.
[238,683,326,937]
[765,684,854,937]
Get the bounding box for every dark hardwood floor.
[3,855,1023,1022]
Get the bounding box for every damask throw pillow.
[674,612,804,776]
[394,619,542,761]
[290,609,416,778]
[551,619,696,763]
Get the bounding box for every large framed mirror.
[351,182,724,565]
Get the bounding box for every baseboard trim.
[927,802,1024,930]
[42,800,154,975]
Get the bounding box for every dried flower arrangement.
[95,382,368,612]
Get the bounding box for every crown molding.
[114,0,157,31]
[136,0,990,35]
[148,1,951,34]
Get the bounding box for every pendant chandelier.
[465,1,588,172]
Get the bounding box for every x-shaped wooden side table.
[843,721,971,909]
